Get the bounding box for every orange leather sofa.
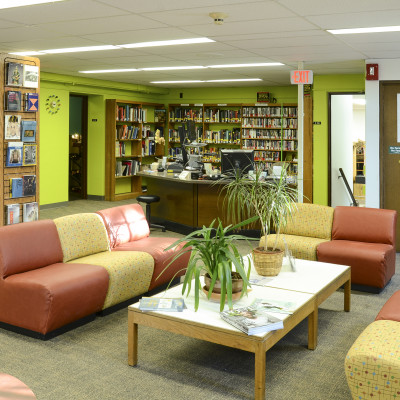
[0,220,109,338]
[317,206,397,292]
[96,204,189,291]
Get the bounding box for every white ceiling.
[1,0,399,88]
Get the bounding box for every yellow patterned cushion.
[68,251,154,309]
[345,320,400,399]
[260,234,330,261]
[282,203,334,240]
[54,213,110,262]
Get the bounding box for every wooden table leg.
[254,345,266,400]
[307,304,318,350]
[344,277,351,312]
[128,311,138,366]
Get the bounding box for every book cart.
[0,54,40,226]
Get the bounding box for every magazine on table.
[139,297,186,312]
[252,298,296,314]
[220,305,283,335]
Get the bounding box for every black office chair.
[136,195,166,232]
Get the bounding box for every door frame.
[328,91,365,206]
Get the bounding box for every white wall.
[365,58,400,208]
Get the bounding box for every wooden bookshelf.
[105,99,165,201]
[0,53,40,226]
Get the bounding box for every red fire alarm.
[366,64,379,80]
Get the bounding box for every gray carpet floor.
[1,199,399,400]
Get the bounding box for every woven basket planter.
[252,247,284,276]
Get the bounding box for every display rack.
[1,53,40,225]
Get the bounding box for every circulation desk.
[137,170,228,233]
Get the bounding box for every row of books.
[203,129,241,144]
[142,138,156,156]
[242,117,282,129]
[4,116,36,142]
[203,108,241,123]
[5,142,37,167]
[242,128,282,140]
[5,91,39,112]
[9,175,37,198]
[283,140,298,151]
[115,159,140,177]
[242,106,297,118]
[242,139,282,151]
[169,107,203,122]
[6,202,38,225]
[116,125,139,140]
[5,62,39,89]
[254,151,282,162]
[116,105,147,122]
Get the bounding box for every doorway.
[329,93,366,207]
[69,94,87,200]
[380,82,400,249]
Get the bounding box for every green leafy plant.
[222,162,298,251]
[161,216,258,311]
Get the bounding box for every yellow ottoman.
[345,320,400,399]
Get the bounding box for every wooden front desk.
[137,171,227,233]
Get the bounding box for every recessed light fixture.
[206,78,262,82]
[209,63,283,68]
[0,0,64,9]
[328,26,400,35]
[120,38,214,49]
[10,51,45,56]
[141,66,207,71]
[80,68,140,74]
[151,80,204,84]
[43,45,118,54]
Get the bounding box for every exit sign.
[290,70,313,84]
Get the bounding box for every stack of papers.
[139,297,186,312]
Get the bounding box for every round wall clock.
[45,95,61,114]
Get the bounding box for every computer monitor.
[220,149,255,176]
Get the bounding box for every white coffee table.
[128,259,351,400]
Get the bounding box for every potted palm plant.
[222,162,298,276]
[161,216,257,312]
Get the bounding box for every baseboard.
[0,314,96,340]
[87,195,105,201]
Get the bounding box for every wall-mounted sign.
[389,146,400,154]
[290,70,313,85]
[366,64,379,80]
[256,92,270,102]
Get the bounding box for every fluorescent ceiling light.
[10,51,45,56]
[141,66,206,71]
[43,45,118,54]
[120,37,214,49]
[0,0,64,9]
[80,68,140,74]
[206,78,262,82]
[151,80,203,84]
[209,63,283,68]
[328,26,400,35]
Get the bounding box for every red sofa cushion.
[114,237,189,291]
[0,220,63,278]
[96,204,149,248]
[317,240,395,289]
[375,290,400,322]
[0,263,109,334]
[332,206,397,245]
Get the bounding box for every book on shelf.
[22,65,39,88]
[24,92,39,112]
[10,177,23,198]
[115,159,140,177]
[21,120,37,142]
[5,142,23,167]
[22,175,36,197]
[139,297,186,312]
[6,62,23,87]
[23,202,39,222]
[154,109,166,123]
[23,144,37,166]
[5,90,21,111]
[220,305,284,335]
[4,115,21,140]
[6,204,20,225]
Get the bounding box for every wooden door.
[381,82,400,249]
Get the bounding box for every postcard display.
[1,54,40,225]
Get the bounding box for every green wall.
[39,71,365,206]
[312,74,365,205]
